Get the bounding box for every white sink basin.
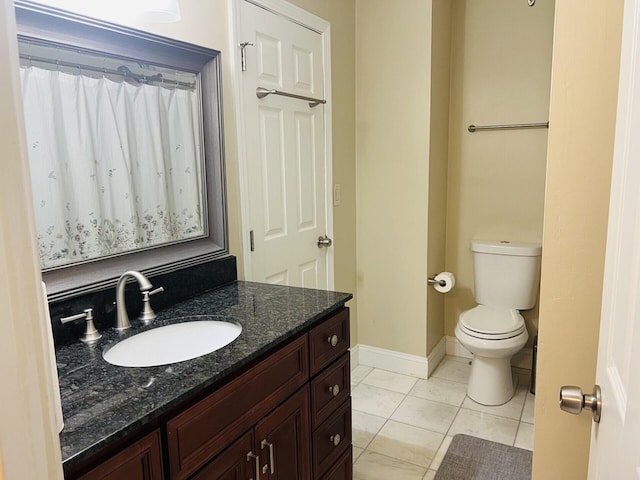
[103,318,242,367]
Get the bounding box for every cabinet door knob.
[327,334,338,347]
[329,384,340,396]
[330,433,341,446]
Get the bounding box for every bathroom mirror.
[15,1,228,300]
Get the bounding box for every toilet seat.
[459,305,526,340]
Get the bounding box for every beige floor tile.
[391,396,459,434]
[361,368,419,394]
[367,420,444,468]
[352,383,405,418]
[449,408,519,445]
[410,376,468,406]
[514,422,535,451]
[431,357,471,384]
[352,365,374,386]
[461,384,528,420]
[428,435,453,471]
[521,393,535,423]
[353,446,364,463]
[352,410,387,448]
[353,451,427,480]
[352,354,536,479]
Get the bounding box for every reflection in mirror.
[20,40,207,269]
[15,1,228,300]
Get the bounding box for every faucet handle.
[61,308,102,343]
[139,286,164,325]
[149,286,164,297]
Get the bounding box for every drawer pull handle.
[330,434,342,446]
[261,439,275,474]
[329,384,340,396]
[246,451,260,480]
[327,334,338,347]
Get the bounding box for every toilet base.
[467,355,515,406]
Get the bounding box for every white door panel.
[238,0,330,288]
[295,111,318,231]
[588,0,640,476]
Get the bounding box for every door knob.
[559,385,602,423]
[317,235,332,248]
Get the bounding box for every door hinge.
[239,42,254,72]
[250,230,254,252]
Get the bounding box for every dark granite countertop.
[57,280,352,471]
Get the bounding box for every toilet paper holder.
[427,277,447,287]
[427,272,456,293]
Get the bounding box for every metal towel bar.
[256,87,326,107]
[468,122,549,133]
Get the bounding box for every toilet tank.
[471,240,542,310]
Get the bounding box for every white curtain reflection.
[20,66,204,269]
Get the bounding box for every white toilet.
[455,240,542,406]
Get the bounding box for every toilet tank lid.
[471,240,542,256]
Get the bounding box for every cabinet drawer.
[167,335,309,480]
[310,353,350,429]
[319,447,352,480]
[312,398,352,479]
[309,308,350,375]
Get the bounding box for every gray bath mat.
[434,434,532,480]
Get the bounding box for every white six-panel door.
[236,0,332,289]
[588,0,640,477]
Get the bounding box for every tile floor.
[351,355,535,480]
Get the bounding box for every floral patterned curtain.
[20,66,205,269]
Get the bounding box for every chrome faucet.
[115,271,153,331]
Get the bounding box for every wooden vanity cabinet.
[66,307,351,480]
[179,307,351,480]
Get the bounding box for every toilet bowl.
[455,240,541,406]
[455,306,528,405]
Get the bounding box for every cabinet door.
[191,431,254,480]
[76,430,163,480]
[254,386,311,480]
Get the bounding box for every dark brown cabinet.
[76,430,163,480]
[308,308,351,479]
[166,336,309,480]
[68,307,351,480]
[193,387,311,480]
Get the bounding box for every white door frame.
[229,0,335,288]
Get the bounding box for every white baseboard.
[350,337,530,380]
[445,336,533,371]
[350,344,360,368]
[446,335,473,359]
[352,344,429,379]
[427,336,447,377]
